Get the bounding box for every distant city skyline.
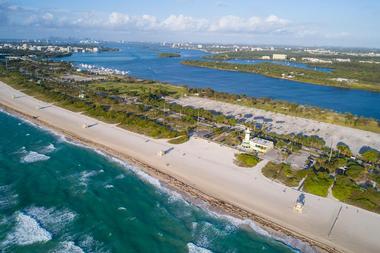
[0,0,379,48]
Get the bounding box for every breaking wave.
[20,151,50,163]
[3,212,52,246]
[40,143,56,154]
[24,206,76,235]
[51,241,85,253]
[187,243,213,253]
[79,170,101,188]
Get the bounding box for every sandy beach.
[173,96,380,155]
[1,81,380,253]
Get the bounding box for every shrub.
[262,162,307,187]
[332,176,356,201]
[235,153,260,167]
[346,164,365,179]
[303,172,333,197]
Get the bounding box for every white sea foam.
[51,241,85,253]
[4,212,52,246]
[40,143,56,154]
[77,235,109,253]
[25,206,76,235]
[192,221,216,248]
[115,174,125,179]
[21,151,50,163]
[105,184,114,189]
[205,208,308,253]
[217,213,270,237]
[187,243,213,253]
[109,156,190,206]
[118,207,127,211]
[79,170,100,188]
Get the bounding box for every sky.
[0,0,379,48]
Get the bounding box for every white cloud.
[134,15,158,29]
[0,4,300,37]
[160,14,208,31]
[0,2,293,35]
[209,15,289,33]
[108,12,130,26]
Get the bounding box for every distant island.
[181,60,380,92]
[159,52,181,58]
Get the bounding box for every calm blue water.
[0,110,297,252]
[61,43,380,119]
[225,59,331,73]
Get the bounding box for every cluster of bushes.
[303,172,333,197]
[262,162,307,187]
[234,153,260,167]
[333,176,380,213]
[361,149,380,164]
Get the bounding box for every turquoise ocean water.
[0,110,298,252]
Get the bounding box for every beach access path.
[172,96,380,155]
[1,81,379,253]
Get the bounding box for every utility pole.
[329,140,334,162]
[197,109,200,132]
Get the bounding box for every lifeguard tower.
[294,193,305,213]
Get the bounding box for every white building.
[302,57,333,64]
[272,54,287,60]
[335,58,351,63]
[261,56,271,60]
[241,128,274,153]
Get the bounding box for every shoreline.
[0,99,335,253]
[181,61,380,93]
[0,103,330,253]
[1,81,380,253]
